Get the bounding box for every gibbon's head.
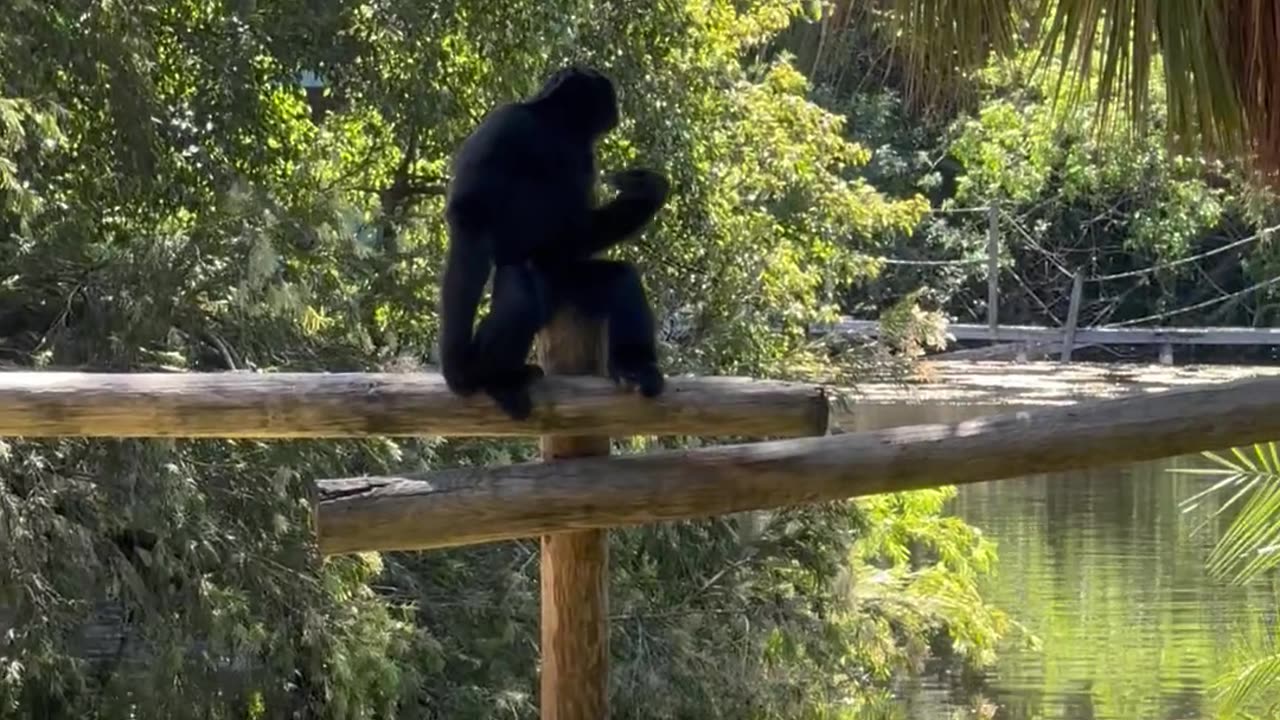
[529,65,620,140]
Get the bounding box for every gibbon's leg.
[470,263,553,419]
[549,259,663,397]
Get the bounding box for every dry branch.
[0,371,827,438]
[316,375,1280,554]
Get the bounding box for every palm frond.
[1172,442,1280,583]
[1206,477,1280,581]
[850,0,1023,115]
[1211,609,1280,719]
[859,0,1280,184]
[1171,444,1280,717]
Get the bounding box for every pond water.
[865,397,1280,717]
[889,412,1277,720]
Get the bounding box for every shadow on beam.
[316,375,1280,555]
[0,371,827,438]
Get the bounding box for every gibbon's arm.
[590,169,669,251]
[559,169,669,259]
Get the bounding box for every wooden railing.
[6,362,1280,717]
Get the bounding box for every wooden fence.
[823,316,1280,363]
[5,339,1280,717]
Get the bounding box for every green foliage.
[875,291,950,363]
[0,0,1007,717]
[1210,601,1280,720]
[946,53,1229,260]
[851,489,1010,671]
[1171,444,1280,719]
[809,28,1280,330]
[605,499,1006,720]
[853,1,1280,185]
[1176,443,1280,584]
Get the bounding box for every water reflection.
[888,406,1276,720]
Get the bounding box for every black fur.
[439,66,669,419]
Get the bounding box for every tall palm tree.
[854,0,1280,185]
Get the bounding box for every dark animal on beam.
[438,65,670,420]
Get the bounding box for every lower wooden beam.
[316,375,1280,555]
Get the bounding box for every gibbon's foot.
[479,362,545,388]
[610,360,664,398]
[442,362,482,397]
[486,384,535,421]
[522,363,545,384]
[447,362,541,399]
[494,362,544,386]
[482,363,545,421]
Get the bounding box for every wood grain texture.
[316,374,1280,554]
[0,371,827,438]
[536,308,610,720]
[540,530,608,720]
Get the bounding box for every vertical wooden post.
[1159,342,1174,366]
[986,204,1000,339]
[537,307,610,720]
[1060,271,1085,362]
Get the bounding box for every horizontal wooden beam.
[823,318,1280,346]
[0,372,827,438]
[316,375,1280,554]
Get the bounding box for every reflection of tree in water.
[1038,461,1191,579]
[908,674,1047,720]
[1157,682,1206,720]
[981,688,1044,720]
[1042,466,1143,535]
[936,454,1266,720]
[1060,679,1096,719]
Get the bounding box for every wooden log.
[316,374,1280,554]
[824,318,1280,347]
[0,371,826,438]
[536,308,610,720]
